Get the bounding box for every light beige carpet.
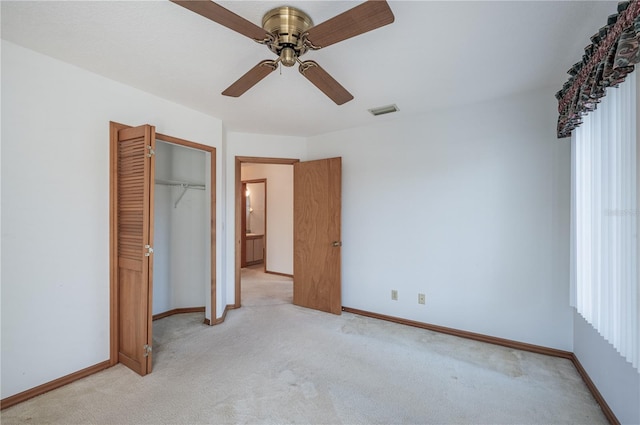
[1,267,607,424]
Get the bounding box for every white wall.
[573,313,640,424]
[153,184,172,313]
[167,144,208,310]
[224,132,306,305]
[154,142,174,314]
[307,88,572,350]
[0,41,222,399]
[242,164,294,275]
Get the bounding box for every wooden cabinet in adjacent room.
[245,234,264,265]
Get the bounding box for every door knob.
[332,241,342,247]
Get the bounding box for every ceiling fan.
[170,0,395,105]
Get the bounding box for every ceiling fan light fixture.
[368,104,399,116]
[280,47,297,67]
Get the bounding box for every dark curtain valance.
[556,1,640,138]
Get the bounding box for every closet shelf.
[155,179,206,208]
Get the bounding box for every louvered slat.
[118,138,146,261]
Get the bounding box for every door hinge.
[143,344,152,357]
[147,146,155,157]
[144,245,154,257]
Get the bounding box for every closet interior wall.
[153,141,208,315]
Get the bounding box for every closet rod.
[155,178,205,190]
[155,179,205,208]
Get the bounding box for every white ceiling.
[1,1,616,137]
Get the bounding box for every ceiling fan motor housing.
[262,6,313,66]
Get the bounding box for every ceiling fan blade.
[222,60,277,97]
[170,0,270,42]
[299,61,353,105]
[305,0,394,49]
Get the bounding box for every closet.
[110,122,216,377]
[153,141,209,318]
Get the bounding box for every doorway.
[109,122,216,376]
[153,140,209,321]
[234,156,342,315]
[235,157,298,308]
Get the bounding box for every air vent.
[368,104,399,116]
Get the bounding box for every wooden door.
[293,157,342,314]
[115,124,155,375]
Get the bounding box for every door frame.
[110,122,217,366]
[235,156,298,308]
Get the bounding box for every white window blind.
[571,70,639,370]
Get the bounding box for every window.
[571,70,639,369]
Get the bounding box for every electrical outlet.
[391,290,398,301]
[418,293,426,305]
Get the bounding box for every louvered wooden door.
[116,125,155,376]
[293,157,342,315]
